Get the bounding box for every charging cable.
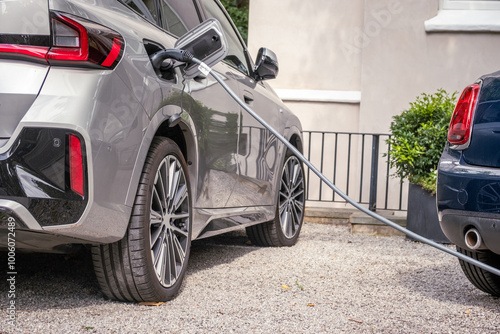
[178,55,500,277]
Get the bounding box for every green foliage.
[387,89,457,193]
[220,0,249,43]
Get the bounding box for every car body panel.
[437,70,500,256]
[0,0,304,252]
[0,0,50,35]
[0,61,49,145]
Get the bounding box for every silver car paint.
[0,0,50,35]
[0,0,303,246]
[0,61,49,146]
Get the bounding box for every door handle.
[244,95,254,105]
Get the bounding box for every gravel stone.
[1,223,499,333]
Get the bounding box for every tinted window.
[122,0,158,24]
[200,0,249,75]
[160,1,188,36]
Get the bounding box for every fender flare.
[124,105,199,208]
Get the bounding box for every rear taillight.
[0,11,123,69]
[69,134,85,197]
[0,44,49,63]
[48,12,124,69]
[448,83,480,147]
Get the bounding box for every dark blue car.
[437,70,500,296]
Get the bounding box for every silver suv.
[0,0,305,302]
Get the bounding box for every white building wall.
[248,0,500,210]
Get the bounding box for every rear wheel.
[457,246,500,297]
[92,137,191,302]
[246,150,305,247]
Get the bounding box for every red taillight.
[69,134,85,197]
[0,11,124,69]
[47,12,124,69]
[0,44,49,61]
[448,83,480,146]
[47,13,89,62]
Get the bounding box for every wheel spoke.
[163,233,171,285]
[152,187,163,213]
[157,162,168,212]
[279,199,288,216]
[170,224,189,238]
[168,159,180,209]
[173,234,186,264]
[150,223,162,246]
[167,230,177,283]
[150,210,163,225]
[173,184,188,212]
[154,239,165,275]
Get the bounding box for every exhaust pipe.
[465,228,487,250]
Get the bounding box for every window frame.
[425,0,500,32]
[441,0,500,10]
[194,0,254,78]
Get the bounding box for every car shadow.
[396,263,500,309]
[0,248,107,311]
[0,228,258,309]
[185,228,259,275]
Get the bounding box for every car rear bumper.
[437,145,500,255]
[0,128,88,227]
[440,210,500,255]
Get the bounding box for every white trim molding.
[275,89,362,104]
[441,0,500,10]
[425,9,500,32]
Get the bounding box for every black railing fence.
[302,131,408,211]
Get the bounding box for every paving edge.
[305,207,407,236]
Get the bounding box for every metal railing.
[302,131,407,211]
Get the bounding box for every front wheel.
[457,246,500,297]
[92,137,192,302]
[246,150,305,247]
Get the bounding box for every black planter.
[406,183,449,243]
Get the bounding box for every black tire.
[92,137,192,302]
[457,246,500,297]
[246,149,305,247]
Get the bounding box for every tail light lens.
[69,134,85,197]
[0,44,50,63]
[48,12,124,69]
[448,83,480,147]
[0,11,123,69]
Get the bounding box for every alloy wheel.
[150,155,190,287]
[278,155,305,239]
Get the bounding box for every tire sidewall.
[134,138,192,300]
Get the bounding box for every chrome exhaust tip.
[465,228,486,250]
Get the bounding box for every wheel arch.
[124,105,199,208]
[271,125,304,205]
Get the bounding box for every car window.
[160,0,198,37]
[121,0,158,24]
[199,0,249,76]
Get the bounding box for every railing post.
[369,135,380,211]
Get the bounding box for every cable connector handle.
[151,49,194,70]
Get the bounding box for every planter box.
[406,183,449,243]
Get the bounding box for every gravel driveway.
[1,222,499,333]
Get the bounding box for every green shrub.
[220,0,249,43]
[387,89,457,193]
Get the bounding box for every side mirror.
[151,19,228,79]
[253,48,279,81]
[175,18,228,79]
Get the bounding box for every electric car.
[0,0,305,302]
[437,70,500,297]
